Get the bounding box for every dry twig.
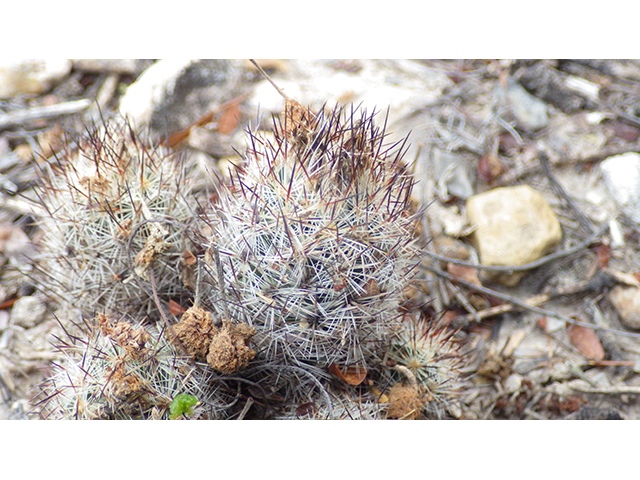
[569,383,640,395]
[0,99,91,131]
[422,223,608,272]
[421,261,640,339]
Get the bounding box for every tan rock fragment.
[465,185,562,286]
[609,285,640,330]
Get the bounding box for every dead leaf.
[0,297,18,310]
[166,129,192,148]
[217,102,241,134]
[164,94,248,147]
[295,402,316,417]
[329,363,367,386]
[169,299,185,316]
[567,323,605,361]
[477,153,506,183]
[447,262,482,287]
[536,317,549,333]
[181,249,197,266]
[595,243,611,269]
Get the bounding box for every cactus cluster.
[33,99,463,419]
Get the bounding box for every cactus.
[34,119,198,319]
[35,312,234,419]
[387,313,463,418]
[198,100,419,370]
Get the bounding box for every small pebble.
[10,296,46,328]
[503,78,549,131]
[0,59,71,98]
[503,373,523,394]
[432,148,475,200]
[608,285,640,330]
[600,152,640,225]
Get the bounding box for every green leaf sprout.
[169,393,199,419]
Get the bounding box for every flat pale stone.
[118,59,244,136]
[466,185,562,286]
[600,152,640,225]
[609,285,640,330]
[0,59,71,98]
[10,296,47,328]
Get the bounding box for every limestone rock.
[466,185,562,286]
[0,59,72,98]
[609,285,640,330]
[119,59,245,138]
[432,148,475,200]
[600,152,640,225]
[498,78,549,132]
[503,373,523,394]
[10,295,47,328]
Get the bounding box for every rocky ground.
[2,59,640,419]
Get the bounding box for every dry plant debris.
[206,320,256,375]
[386,383,426,420]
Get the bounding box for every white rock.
[585,112,608,125]
[10,296,46,328]
[600,152,640,225]
[609,218,625,247]
[501,78,549,131]
[432,148,475,200]
[248,59,453,159]
[466,185,562,286]
[609,285,640,330]
[248,59,452,121]
[0,59,71,98]
[564,76,600,103]
[119,59,244,136]
[503,373,523,394]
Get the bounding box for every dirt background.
[2,59,640,419]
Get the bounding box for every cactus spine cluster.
[35,120,197,319]
[199,100,419,369]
